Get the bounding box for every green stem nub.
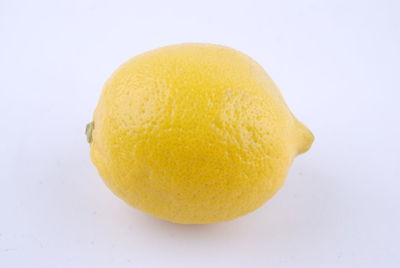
[85,121,94,143]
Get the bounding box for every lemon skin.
[89,43,313,224]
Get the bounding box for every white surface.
[1,0,399,267]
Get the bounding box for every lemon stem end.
[86,121,94,144]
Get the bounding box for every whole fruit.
[87,43,313,224]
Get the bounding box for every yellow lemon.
[87,43,313,224]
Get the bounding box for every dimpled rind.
[90,43,314,224]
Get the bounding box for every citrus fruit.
[87,43,313,224]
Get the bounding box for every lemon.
[87,43,313,224]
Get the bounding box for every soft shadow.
[123,154,340,249]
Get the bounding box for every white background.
[1,0,399,267]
